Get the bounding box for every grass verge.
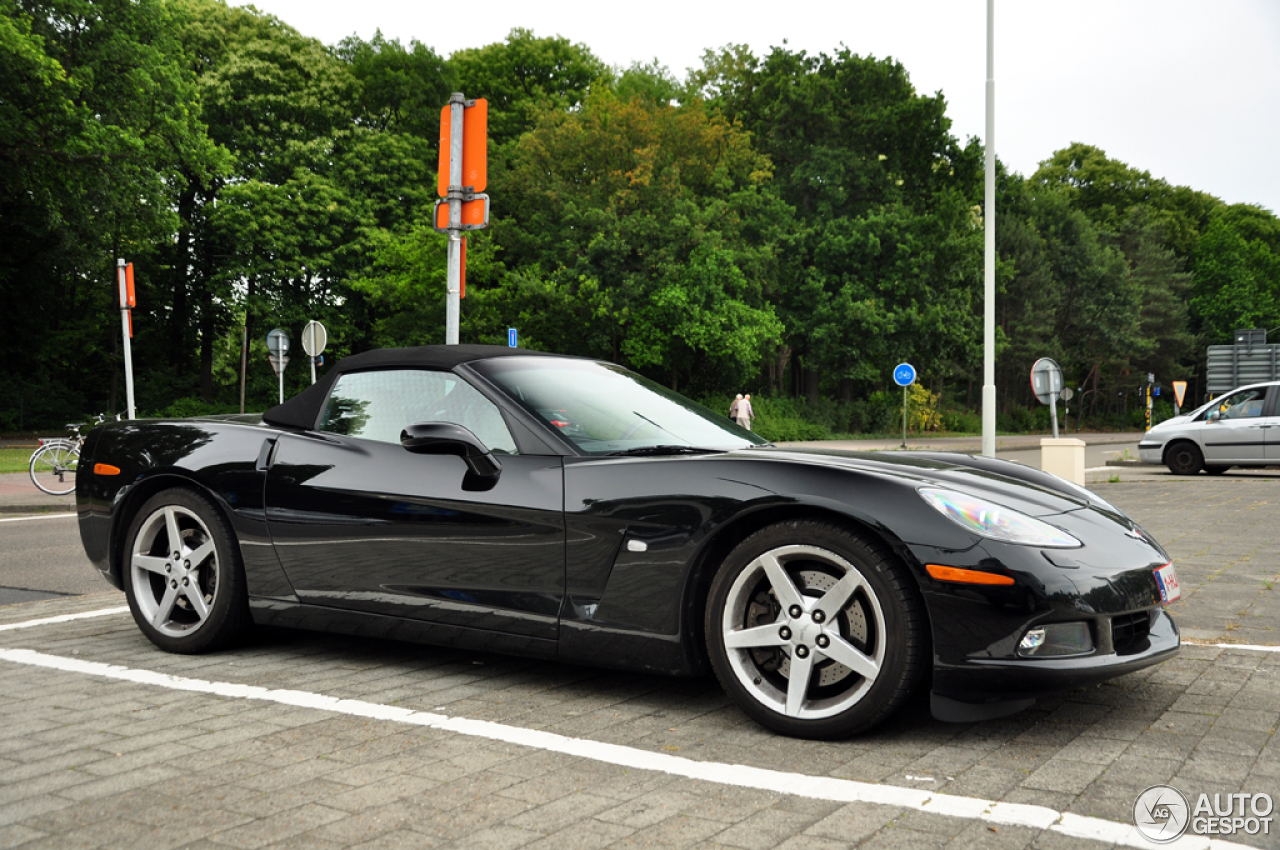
[0,447,36,474]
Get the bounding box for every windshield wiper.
[607,445,724,457]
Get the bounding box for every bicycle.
[29,415,106,496]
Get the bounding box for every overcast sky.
[234,0,1280,214]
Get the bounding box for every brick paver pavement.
[0,479,1274,849]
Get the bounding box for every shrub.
[746,396,834,441]
[149,397,243,419]
[941,409,982,433]
[907,384,942,432]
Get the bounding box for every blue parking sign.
[508,328,518,348]
[893,363,916,387]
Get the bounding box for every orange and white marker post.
[115,259,136,419]
[437,93,488,344]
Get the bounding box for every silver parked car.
[1139,381,1280,474]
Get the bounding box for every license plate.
[1154,563,1181,604]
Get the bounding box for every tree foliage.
[2,5,1276,430]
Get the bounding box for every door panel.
[1202,419,1268,463]
[1263,387,1280,461]
[265,432,565,638]
[1201,388,1269,463]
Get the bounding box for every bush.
[0,375,89,433]
[744,396,834,441]
[862,391,901,434]
[907,384,942,432]
[941,409,982,433]
[147,397,243,419]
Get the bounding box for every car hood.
[739,446,1091,517]
[1148,414,1194,432]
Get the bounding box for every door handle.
[255,437,279,472]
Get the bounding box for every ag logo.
[1134,784,1190,843]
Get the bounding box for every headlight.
[919,488,1082,548]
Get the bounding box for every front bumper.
[931,608,1178,702]
[903,504,1180,717]
[1138,441,1164,464]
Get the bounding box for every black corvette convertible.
[76,345,1180,739]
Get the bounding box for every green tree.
[448,28,608,148]
[1032,143,1218,261]
[1192,206,1280,344]
[0,0,215,421]
[333,30,452,136]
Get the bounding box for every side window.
[1216,389,1265,420]
[318,370,518,454]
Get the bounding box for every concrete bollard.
[1040,438,1086,485]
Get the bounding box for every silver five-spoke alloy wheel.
[721,544,886,719]
[130,504,220,637]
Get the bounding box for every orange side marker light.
[94,463,121,476]
[926,565,1015,586]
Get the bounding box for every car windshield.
[472,357,768,454]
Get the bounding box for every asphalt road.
[0,514,113,604]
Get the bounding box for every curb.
[0,504,74,515]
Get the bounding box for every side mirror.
[400,422,502,481]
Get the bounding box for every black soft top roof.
[262,344,564,430]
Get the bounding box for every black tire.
[704,520,925,739]
[1203,465,1230,475]
[122,488,251,654]
[1165,442,1204,475]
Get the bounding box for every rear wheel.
[123,488,250,653]
[1165,442,1204,475]
[29,443,78,496]
[705,520,925,739]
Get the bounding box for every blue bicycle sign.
[893,363,916,387]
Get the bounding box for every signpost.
[266,328,289,404]
[893,363,916,449]
[1172,380,1187,416]
[115,259,137,419]
[1152,371,1162,427]
[1030,357,1064,438]
[1061,387,1075,432]
[437,94,489,345]
[301,320,327,385]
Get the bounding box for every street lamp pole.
[981,0,997,458]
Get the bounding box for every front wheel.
[123,488,251,653]
[705,520,925,739]
[1165,442,1204,475]
[29,443,79,496]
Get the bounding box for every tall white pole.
[981,0,997,458]
[445,92,465,345]
[116,259,136,420]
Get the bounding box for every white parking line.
[0,513,76,523]
[0,640,1252,850]
[0,606,128,631]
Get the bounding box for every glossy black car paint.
[77,349,1179,721]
